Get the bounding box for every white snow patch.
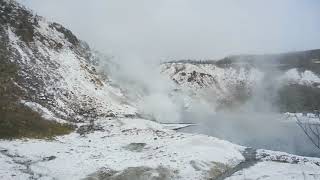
[226,161,320,180]
[280,68,320,87]
[7,26,30,64]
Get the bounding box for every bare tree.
[294,111,320,150]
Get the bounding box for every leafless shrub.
[295,111,320,150]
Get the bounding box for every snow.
[161,123,196,130]
[2,118,320,179]
[160,62,265,110]
[21,100,68,124]
[280,68,320,87]
[226,161,320,180]
[3,1,320,179]
[0,153,31,180]
[257,149,320,165]
[36,18,138,116]
[226,149,320,179]
[7,27,30,64]
[161,63,320,99]
[0,118,245,180]
[36,18,70,47]
[7,16,138,120]
[161,63,264,93]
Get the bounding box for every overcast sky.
[19,0,320,61]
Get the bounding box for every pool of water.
[179,112,320,157]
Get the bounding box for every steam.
[179,61,320,157]
[20,0,320,156]
[100,55,183,123]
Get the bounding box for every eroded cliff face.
[161,50,320,112]
[161,62,262,110]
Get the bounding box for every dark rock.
[77,123,104,135]
[42,156,56,161]
[106,113,115,118]
[123,143,147,152]
[83,166,175,180]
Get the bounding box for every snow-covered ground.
[227,149,320,180]
[226,161,320,180]
[1,118,320,179]
[0,118,245,180]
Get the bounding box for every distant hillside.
[161,49,320,113]
[165,49,320,71]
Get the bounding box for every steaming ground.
[101,59,320,160]
[99,55,320,158]
[179,111,320,157]
[155,57,320,158]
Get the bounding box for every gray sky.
[19,0,320,61]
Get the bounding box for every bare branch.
[294,114,320,150]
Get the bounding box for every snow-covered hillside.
[1,0,137,122]
[279,68,320,87]
[1,1,320,179]
[160,56,320,111]
[160,62,263,107]
[161,62,263,91]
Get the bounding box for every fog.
[179,63,320,157]
[19,0,320,60]
[19,0,320,156]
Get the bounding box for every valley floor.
[1,118,320,180]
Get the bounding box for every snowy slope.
[160,62,265,111]
[161,63,263,91]
[1,0,137,122]
[161,62,263,101]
